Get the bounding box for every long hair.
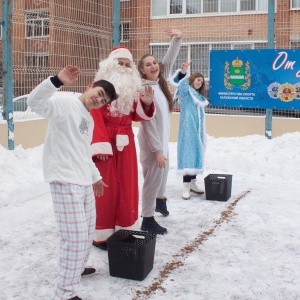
[138,54,174,112]
[188,73,205,96]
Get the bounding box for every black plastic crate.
[204,174,233,201]
[107,229,156,281]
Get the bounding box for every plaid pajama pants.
[50,182,96,300]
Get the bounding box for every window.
[221,0,237,12]
[254,43,268,49]
[25,54,49,83]
[152,0,268,17]
[232,43,254,49]
[25,54,49,68]
[152,45,169,62]
[26,11,49,38]
[152,41,267,79]
[190,44,210,76]
[170,0,182,14]
[151,45,188,77]
[290,41,300,48]
[291,0,300,9]
[257,0,268,11]
[203,0,217,13]
[241,0,255,11]
[173,46,189,71]
[152,0,168,16]
[186,0,201,14]
[120,22,130,42]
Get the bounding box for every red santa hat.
[108,46,133,63]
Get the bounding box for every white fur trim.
[190,98,207,150]
[94,228,115,242]
[91,142,113,156]
[116,134,129,151]
[169,69,190,87]
[136,99,155,120]
[141,79,159,86]
[109,47,133,62]
[169,69,190,101]
[93,220,140,243]
[115,219,140,231]
[177,168,204,175]
[189,87,209,108]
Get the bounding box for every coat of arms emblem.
[224,57,251,90]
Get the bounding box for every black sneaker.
[81,267,96,278]
[93,241,107,251]
[68,297,82,300]
[155,198,169,217]
[141,217,167,235]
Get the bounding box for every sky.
[1,127,300,300]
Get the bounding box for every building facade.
[1,0,300,111]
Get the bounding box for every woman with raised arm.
[169,61,209,200]
[137,27,183,234]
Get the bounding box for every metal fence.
[1,0,114,122]
[1,1,300,123]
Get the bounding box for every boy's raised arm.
[27,65,81,120]
[57,65,81,86]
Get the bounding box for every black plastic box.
[204,174,233,201]
[107,229,156,281]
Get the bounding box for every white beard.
[94,58,142,116]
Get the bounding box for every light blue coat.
[170,70,209,175]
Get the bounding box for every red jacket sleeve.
[90,108,113,157]
[132,97,156,122]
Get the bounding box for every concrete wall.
[0,119,48,149]
[0,114,299,149]
[169,113,300,141]
[141,113,300,142]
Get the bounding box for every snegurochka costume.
[170,70,209,176]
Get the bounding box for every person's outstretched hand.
[164,27,183,39]
[181,60,191,74]
[141,85,154,106]
[93,179,108,197]
[57,65,81,86]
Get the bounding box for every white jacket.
[27,77,101,185]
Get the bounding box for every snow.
[1,128,300,300]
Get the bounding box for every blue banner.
[209,49,300,110]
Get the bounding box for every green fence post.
[2,0,14,150]
[113,0,120,48]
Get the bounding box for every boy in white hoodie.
[27,65,118,300]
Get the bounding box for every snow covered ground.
[1,130,300,300]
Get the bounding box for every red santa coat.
[90,99,155,243]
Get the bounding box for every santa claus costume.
[90,47,155,249]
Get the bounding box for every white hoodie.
[27,77,101,185]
